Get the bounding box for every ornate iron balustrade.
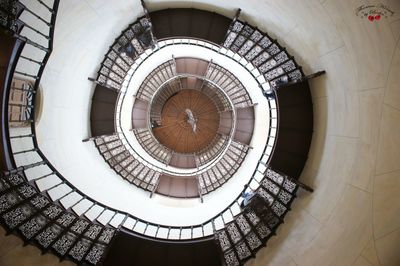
[0,5,322,266]
[114,38,270,178]
[3,32,279,248]
[198,140,249,194]
[215,168,299,266]
[1,3,315,249]
[222,20,303,87]
[132,128,173,165]
[133,68,240,169]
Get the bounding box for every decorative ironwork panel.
[103,134,119,143]
[19,214,48,239]
[252,52,270,66]
[266,169,284,184]
[69,238,92,261]
[126,160,139,172]
[259,59,277,73]
[271,201,287,217]
[288,69,303,80]
[224,251,240,266]
[107,50,118,61]
[236,215,251,235]
[245,45,262,61]
[223,32,237,48]
[283,179,297,193]
[115,58,130,72]
[246,232,262,250]
[259,36,272,48]
[233,35,246,49]
[232,21,244,32]
[110,146,125,156]
[71,219,90,234]
[86,243,106,265]
[245,210,260,226]
[0,192,22,213]
[42,205,63,219]
[256,223,271,239]
[117,35,129,46]
[108,72,124,84]
[0,179,10,191]
[120,156,134,167]
[278,190,292,205]
[262,180,280,195]
[266,44,280,56]
[30,195,49,209]
[227,223,242,244]
[84,224,102,240]
[106,79,121,90]
[274,51,289,64]
[263,211,280,229]
[53,231,77,255]
[5,174,24,186]
[264,67,284,80]
[216,230,231,251]
[36,224,63,248]
[281,61,296,72]
[111,64,125,78]
[236,241,251,259]
[98,228,115,244]
[242,25,254,37]
[250,30,263,42]
[17,184,36,198]
[3,203,34,228]
[56,213,76,227]
[258,188,274,205]
[103,59,113,69]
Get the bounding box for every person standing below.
[240,185,255,209]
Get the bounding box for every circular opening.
[152,89,220,154]
[118,41,268,181]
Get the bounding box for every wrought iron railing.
[114,38,270,178]
[0,4,302,245]
[0,5,321,266]
[90,36,282,237]
[135,71,238,168]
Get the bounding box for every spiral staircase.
[0,1,325,265]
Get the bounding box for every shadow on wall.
[245,73,328,266]
[147,1,237,22]
[299,73,328,194]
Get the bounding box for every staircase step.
[215,165,301,266]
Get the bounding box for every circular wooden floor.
[153,89,220,154]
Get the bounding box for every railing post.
[37,0,55,13]
[271,168,314,193]
[196,176,204,203]
[2,161,46,176]
[287,175,314,193]
[10,133,35,139]
[150,175,160,198]
[118,214,129,230]
[88,77,119,92]
[220,8,241,47]
[275,70,326,89]
[82,136,98,142]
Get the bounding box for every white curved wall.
[1,0,400,265]
[34,6,273,227]
[227,0,400,265]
